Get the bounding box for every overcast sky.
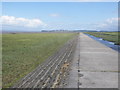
[1,2,119,31]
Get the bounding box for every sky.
[1,2,119,31]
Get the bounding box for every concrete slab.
[79,33,119,88]
[65,33,119,88]
[64,35,80,88]
[79,72,118,88]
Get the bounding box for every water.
[85,33,120,53]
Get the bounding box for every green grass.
[84,32,120,45]
[2,32,77,88]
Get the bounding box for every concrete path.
[65,33,119,88]
[64,34,80,88]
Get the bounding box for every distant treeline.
[41,30,120,32]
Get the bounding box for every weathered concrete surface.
[65,33,119,88]
[64,35,80,88]
[79,33,118,88]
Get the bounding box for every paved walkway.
[64,34,80,88]
[65,33,118,88]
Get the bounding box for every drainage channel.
[84,33,120,53]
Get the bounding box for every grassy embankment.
[2,33,77,88]
[84,32,120,45]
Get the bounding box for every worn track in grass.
[12,35,78,88]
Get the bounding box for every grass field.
[2,32,77,88]
[84,32,120,45]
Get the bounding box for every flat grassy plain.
[2,32,77,88]
[84,32,120,45]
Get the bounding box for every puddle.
[85,33,120,53]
